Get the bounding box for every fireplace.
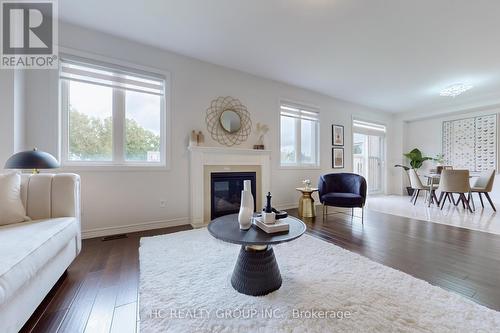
[210,172,257,219]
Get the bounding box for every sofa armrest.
[52,174,81,220]
[51,174,81,252]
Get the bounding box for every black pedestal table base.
[208,214,306,297]
[231,245,282,296]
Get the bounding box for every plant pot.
[406,187,415,196]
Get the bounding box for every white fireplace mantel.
[188,145,272,228]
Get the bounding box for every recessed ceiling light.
[439,83,473,97]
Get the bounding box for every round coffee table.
[208,214,306,296]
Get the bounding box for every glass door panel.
[353,133,385,194]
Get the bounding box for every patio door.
[352,120,386,194]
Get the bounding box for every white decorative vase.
[238,180,254,230]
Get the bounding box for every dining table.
[423,173,478,207]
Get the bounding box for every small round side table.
[296,187,318,218]
[208,214,306,296]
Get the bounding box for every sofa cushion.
[0,217,78,306]
[321,192,364,207]
[0,173,29,226]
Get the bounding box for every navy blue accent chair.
[318,173,367,223]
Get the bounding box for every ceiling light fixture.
[439,83,473,97]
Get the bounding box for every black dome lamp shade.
[4,148,60,174]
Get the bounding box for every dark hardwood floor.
[21,208,500,332]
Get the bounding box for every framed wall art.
[442,114,497,172]
[332,124,344,146]
[332,147,344,169]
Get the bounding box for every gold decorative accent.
[206,96,252,146]
[296,187,318,218]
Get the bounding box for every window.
[352,119,386,194]
[60,56,166,166]
[352,119,386,134]
[280,103,320,167]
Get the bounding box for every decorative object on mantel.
[4,148,59,174]
[189,130,205,147]
[190,131,197,146]
[332,124,344,146]
[253,122,269,150]
[238,180,254,230]
[197,131,204,145]
[206,96,252,147]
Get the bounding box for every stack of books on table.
[253,216,289,234]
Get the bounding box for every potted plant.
[403,148,433,170]
[396,148,434,196]
[434,153,444,165]
[394,164,413,196]
[434,153,445,174]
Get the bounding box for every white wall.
[24,23,395,237]
[404,106,500,202]
[0,70,26,168]
[13,71,26,152]
[0,70,15,168]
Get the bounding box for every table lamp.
[4,148,60,174]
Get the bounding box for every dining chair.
[437,169,473,212]
[437,165,453,174]
[471,170,496,211]
[409,169,435,205]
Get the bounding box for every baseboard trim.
[275,202,299,210]
[82,217,190,239]
[84,201,328,238]
[275,202,323,211]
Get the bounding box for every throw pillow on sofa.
[0,172,29,225]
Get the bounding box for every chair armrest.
[317,176,326,202]
[358,177,367,204]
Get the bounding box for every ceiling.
[59,0,500,113]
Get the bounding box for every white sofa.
[0,173,81,333]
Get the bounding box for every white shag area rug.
[139,228,500,333]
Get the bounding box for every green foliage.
[69,107,112,160]
[403,148,433,169]
[125,118,160,161]
[69,108,160,161]
[434,153,445,164]
[394,164,410,171]
[353,144,362,155]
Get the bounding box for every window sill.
[59,164,170,172]
[279,165,322,170]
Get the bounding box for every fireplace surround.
[188,146,271,227]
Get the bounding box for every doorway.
[352,120,386,194]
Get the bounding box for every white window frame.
[59,51,171,170]
[351,117,387,194]
[279,101,320,168]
